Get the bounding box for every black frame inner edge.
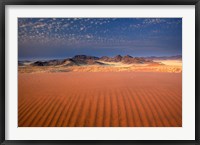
[0,0,200,145]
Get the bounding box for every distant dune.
[18,72,182,127]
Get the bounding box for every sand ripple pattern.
[18,72,182,127]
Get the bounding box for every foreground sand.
[18,72,182,127]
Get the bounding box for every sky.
[18,18,182,60]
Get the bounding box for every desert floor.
[18,72,182,127]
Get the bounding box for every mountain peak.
[113,55,122,62]
[124,55,133,58]
[73,55,99,60]
[114,55,122,58]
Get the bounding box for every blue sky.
[18,18,182,60]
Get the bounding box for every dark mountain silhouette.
[100,55,122,62]
[72,55,99,60]
[113,55,123,62]
[99,55,153,64]
[100,56,112,62]
[123,56,154,64]
[24,54,181,67]
[32,61,49,66]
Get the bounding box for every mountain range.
[18,55,182,67]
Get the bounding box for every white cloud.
[63,23,70,27]
[85,35,93,39]
[143,18,165,25]
[33,23,46,28]
[80,27,85,31]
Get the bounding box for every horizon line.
[18,54,182,61]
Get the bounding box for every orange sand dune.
[18,72,182,127]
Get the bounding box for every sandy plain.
[18,71,182,127]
